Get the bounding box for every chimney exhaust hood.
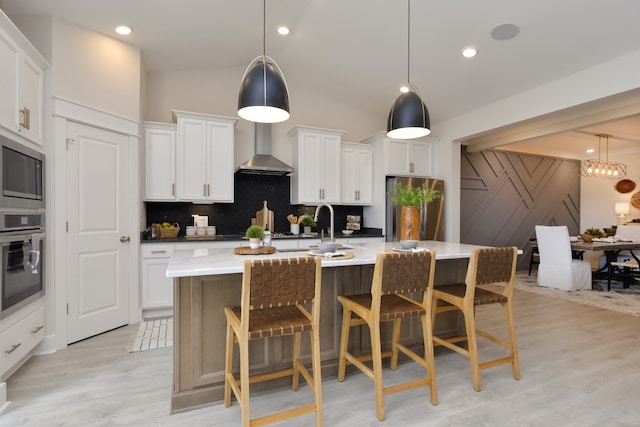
[236,123,294,176]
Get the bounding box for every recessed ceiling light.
[462,46,478,58]
[115,26,132,35]
[586,148,595,153]
[277,26,290,35]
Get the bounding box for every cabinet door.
[341,147,358,204]
[177,118,208,201]
[320,134,341,203]
[385,140,432,177]
[0,28,18,135]
[18,53,44,144]
[411,141,433,177]
[144,125,176,200]
[141,258,173,308]
[386,139,411,175]
[297,132,324,203]
[206,120,234,202]
[342,146,373,205]
[298,132,341,203]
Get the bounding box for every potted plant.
[388,182,441,240]
[581,227,605,243]
[246,225,265,249]
[300,215,316,234]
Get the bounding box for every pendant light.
[387,0,430,139]
[580,134,627,179]
[237,0,290,123]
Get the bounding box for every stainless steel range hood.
[236,123,294,176]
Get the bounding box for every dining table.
[570,240,640,290]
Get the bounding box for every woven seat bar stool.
[432,246,520,392]
[337,251,438,421]
[223,257,323,427]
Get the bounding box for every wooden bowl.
[580,233,594,243]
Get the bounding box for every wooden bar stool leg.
[370,320,385,421]
[463,306,482,392]
[239,337,250,427]
[390,318,402,370]
[224,322,234,407]
[292,331,301,391]
[311,327,323,427]
[421,313,438,405]
[337,308,352,382]
[504,302,521,380]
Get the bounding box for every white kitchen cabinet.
[289,125,345,205]
[1,302,44,380]
[362,133,436,178]
[385,139,433,177]
[143,122,177,201]
[0,14,47,145]
[341,143,373,205]
[141,244,175,317]
[173,110,237,203]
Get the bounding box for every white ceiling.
[3,0,640,159]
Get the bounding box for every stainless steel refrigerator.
[386,176,445,242]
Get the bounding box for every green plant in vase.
[300,215,316,234]
[246,225,265,249]
[387,182,441,240]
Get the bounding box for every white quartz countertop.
[166,240,493,278]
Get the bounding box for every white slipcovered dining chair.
[535,225,592,291]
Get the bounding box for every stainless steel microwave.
[0,135,44,210]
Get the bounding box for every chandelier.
[580,134,627,179]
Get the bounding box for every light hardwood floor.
[3,288,640,426]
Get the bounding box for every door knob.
[120,236,130,243]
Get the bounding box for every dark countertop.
[141,229,384,244]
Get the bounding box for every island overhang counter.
[167,240,491,413]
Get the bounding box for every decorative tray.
[233,246,276,255]
[303,251,355,260]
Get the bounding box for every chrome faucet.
[314,203,335,242]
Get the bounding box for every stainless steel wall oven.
[0,224,44,319]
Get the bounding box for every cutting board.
[250,200,274,232]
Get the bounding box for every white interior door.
[66,121,130,344]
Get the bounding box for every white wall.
[581,152,640,230]
[145,67,382,171]
[51,18,141,122]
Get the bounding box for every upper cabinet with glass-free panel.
[289,125,345,205]
[361,132,437,178]
[144,122,177,201]
[341,142,373,205]
[173,110,237,203]
[0,12,47,145]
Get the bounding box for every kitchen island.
[166,240,490,413]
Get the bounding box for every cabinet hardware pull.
[31,325,44,334]
[120,236,131,243]
[409,162,414,173]
[20,107,30,130]
[207,184,210,196]
[151,250,167,254]
[5,343,21,354]
[204,184,207,196]
[172,183,175,196]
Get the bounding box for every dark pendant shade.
[238,58,290,123]
[387,90,431,139]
